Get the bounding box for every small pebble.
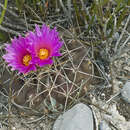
[121,81,130,103]
[99,120,111,130]
[113,32,120,41]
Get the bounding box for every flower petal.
[26,24,63,67]
[3,36,36,74]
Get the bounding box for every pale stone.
[121,81,130,103]
[99,120,111,130]
[53,103,94,130]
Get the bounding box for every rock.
[121,82,130,103]
[99,120,111,130]
[53,103,94,130]
[113,32,119,41]
[0,127,7,130]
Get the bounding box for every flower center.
[22,54,32,66]
[38,48,49,60]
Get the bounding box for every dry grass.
[0,0,129,129]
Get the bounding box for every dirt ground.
[0,0,130,130]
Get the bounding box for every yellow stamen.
[23,54,32,66]
[38,48,49,60]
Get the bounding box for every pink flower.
[3,36,36,73]
[3,24,63,73]
[27,24,63,67]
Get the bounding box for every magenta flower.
[27,24,63,67]
[3,24,63,74]
[3,36,36,73]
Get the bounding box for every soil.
[0,0,129,130]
